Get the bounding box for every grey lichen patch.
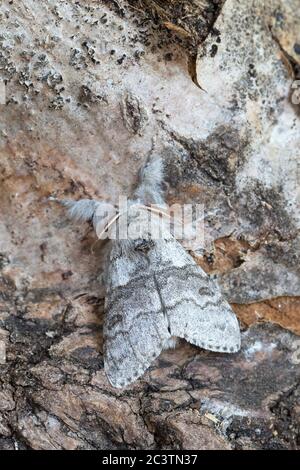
[162,144,190,188]
[42,70,63,90]
[49,95,64,110]
[263,237,300,271]
[0,30,18,77]
[79,84,108,106]
[82,40,100,65]
[52,4,64,21]
[121,92,149,134]
[169,125,249,187]
[235,181,298,240]
[33,53,49,70]
[219,236,300,303]
[18,65,34,89]
[0,25,65,105]
[0,253,10,270]
[192,0,299,244]
[197,0,291,124]
[69,48,87,70]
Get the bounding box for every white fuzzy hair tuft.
[134,156,165,205]
[50,198,99,222]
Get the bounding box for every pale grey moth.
[51,157,241,388]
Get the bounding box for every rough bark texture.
[0,0,299,450]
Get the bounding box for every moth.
[51,157,241,387]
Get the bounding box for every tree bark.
[0,0,299,450]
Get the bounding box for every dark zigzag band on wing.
[105,263,209,309]
[104,274,171,387]
[155,266,240,353]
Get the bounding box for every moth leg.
[49,197,100,223]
